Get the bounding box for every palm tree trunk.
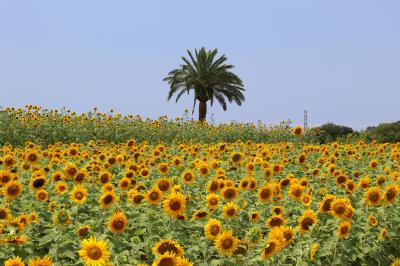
[199,100,207,122]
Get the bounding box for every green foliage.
[366,121,400,143]
[312,123,354,143]
[0,107,317,147]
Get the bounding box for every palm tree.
[164,48,245,122]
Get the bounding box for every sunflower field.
[1,111,400,266]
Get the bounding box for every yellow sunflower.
[206,193,220,210]
[107,211,128,234]
[156,178,172,192]
[29,176,47,191]
[222,202,237,219]
[0,206,11,221]
[220,186,238,201]
[261,238,282,260]
[383,184,399,204]
[70,184,88,205]
[214,230,239,256]
[35,189,48,202]
[298,210,318,234]
[365,187,382,206]
[79,236,110,266]
[152,252,177,266]
[145,187,163,206]
[292,126,302,136]
[55,181,68,195]
[181,170,195,184]
[163,192,186,219]
[257,184,274,203]
[204,219,222,241]
[28,256,52,266]
[4,256,24,266]
[266,216,286,228]
[152,239,184,257]
[337,221,351,239]
[99,191,118,209]
[2,180,24,200]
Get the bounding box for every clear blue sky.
[0,1,399,129]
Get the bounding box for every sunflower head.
[298,210,318,234]
[107,211,128,234]
[204,219,222,240]
[79,236,110,266]
[214,230,239,256]
[152,239,184,257]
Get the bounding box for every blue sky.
[0,1,399,129]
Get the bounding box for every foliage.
[0,106,317,147]
[366,121,400,143]
[312,123,354,143]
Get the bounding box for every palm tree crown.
[164,47,245,121]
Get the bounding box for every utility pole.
[304,110,308,131]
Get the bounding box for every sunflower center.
[158,243,178,254]
[340,226,349,234]
[209,198,218,205]
[75,192,84,200]
[226,208,235,216]
[1,175,10,183]
[222,238,233,249]
[334,204,346,215]
[28,153,38,162]
[33,178,45,188]
[103,194,113,204]
[158,181,169,191]
[260,189,271,199]
[224,189,235,199]
[210,225,220,235]
[184,173,192,181]
[0,210,7,219]
[301,217,314,230]
[113,220,124,230]
[150,192,159,201]
[134,195,144,204]
[159,258,174,266]
[7,185,19,195]
[264,242,276,255]
[68,168,77,176]
[169,200,181,211]
[369,192,380,203]
[88,246,102,260]
[386,189,396,200]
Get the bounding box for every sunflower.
[24,150,40,165]
[157,163,169,175]
[3,154,16,168]
[145,187,163,206]
[365,187,382,206]
[152,239,184,257]
[28,256,52,266]
[156,178,172,192]
[281,226,296,246]
[214,230,239,256]
[0,206,11,220]
[192,210,209,220]
[69,184,88,204]
[35,189,48,202]
[128,190,145,205]
[261,239,282,260]
[301,194,312,206]
[3,180,23,200]
[271,206,284,216]
[99,191,118,209]
[204,219,222,240]
[266,216,286,228]
[64,162,78,180]
[98,172,112,185]
[4,256,24,266]
[337,221,351,239]
[176,257,193,266]
[257,184,274,203]
[107,211,128,234]
[76,225,91,237]
[221,186,238,201]
[163,192,186,219]
[222,202,237,219]
[383,184,399,204]
[293,126,302,136]
[231,152,244,164]
[330,198,351,219]
[29,175,48,191]
[139,168,150,178]
[289,184,303,201]
[310,243,319,262]
[298,210,318,234]
[319,195,336,213]
[390,258,400,266]
[297,153,306,164]
[379,228,387,240]
[206,193,220,210]
[369,159,378,169]
[368,214,378,227]
[207,179,220,193]
[181,170,195,184]
[249,211,261,222]
[152,252,177,266]
[118,177,131,191]
[55,181,68,195]
[79,236,110,266]
[198,163,209,177]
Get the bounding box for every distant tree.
[366,121,400,143]
[315,123,354,143]
[164,48,245,122]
